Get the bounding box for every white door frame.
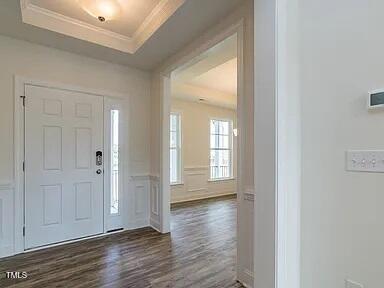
[158,17,245,273]
[157,1,302,286]
[253,0,301,287]
[13,76,128,255]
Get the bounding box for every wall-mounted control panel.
[345,279,363,288]
[346,150,384,172]
[368,89,384,109]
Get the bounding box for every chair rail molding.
[243,186,255,202]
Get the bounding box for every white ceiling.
[0,0,243,70]
[171,34,237,109]
[22,0,185,53]
[30,0,160,37]
[190,58,237,95]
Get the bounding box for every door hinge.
[23,226,25,237]
[22,161,25,172]
[20,95,25,107]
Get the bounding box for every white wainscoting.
[0,182,14,258]
[149,175,161,231]
[185,166,209,193]
[237,186,254,288]
[127,175,150,229]
[1,176,152,259]
[171,166,237,203]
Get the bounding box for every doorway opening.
[165,31,242,284]
[169,33,238,204]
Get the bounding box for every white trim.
[253,0,302,287]
[275,0,301,287]
[238,268,254,288]
[104,97,126,232]
[0,182,14,190]
[14,76,25,255]
[16,76,127,99]
[126,218,150,230]
[184,166,209,171]
[24,228,126,253]
[160,75,171,233]
[186,188,208,193]
[170,182,184,186]
[207,177,236,182]
[243,188,255,202]
[209,117,234,181]
[171,192,236,204]
[235,18,246,286]
[170,111,183,185]
[20,0,185,54]
[149,218,161,232]
[133,0,185,49]
[158,18,245,281]
[150,179,160,216]
[13,76,131,257]
[130,175,151,181]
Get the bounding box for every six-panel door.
[25,85,104,249]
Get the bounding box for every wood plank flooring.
[0,195,242,288]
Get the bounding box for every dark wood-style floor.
[0,195,242,288]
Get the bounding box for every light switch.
[346,150,384,172]
[345,279,363,288]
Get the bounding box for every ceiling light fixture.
[79,0,122,22]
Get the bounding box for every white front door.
[24,85,104,249]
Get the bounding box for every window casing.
[210,119,233,180]
[170,113,182,184]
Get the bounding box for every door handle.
[96,169,102,174]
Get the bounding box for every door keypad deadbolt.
[96,151,102,166]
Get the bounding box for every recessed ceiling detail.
[20,0,185,54]
[79,0,123,22]
[171,34,238,109]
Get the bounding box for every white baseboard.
[126,218,149,230]
[0,245,14,259]
[237,268,254,288]
[171,192,236,204]
[150,218,161,232]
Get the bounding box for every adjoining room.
[170,33,238,204]
[168,33,240,285]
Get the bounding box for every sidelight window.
[110,109,119,214]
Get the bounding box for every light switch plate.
[346,150,384,172]
[345,279,363,288]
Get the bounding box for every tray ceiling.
[20,0,185,54]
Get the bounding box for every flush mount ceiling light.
[79,0,122,22]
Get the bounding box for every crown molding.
[20,0,185,54]
[133,0,185,48]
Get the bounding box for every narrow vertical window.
[110,110,119,214]
[170,113,182,184]
[210,119,233,180]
